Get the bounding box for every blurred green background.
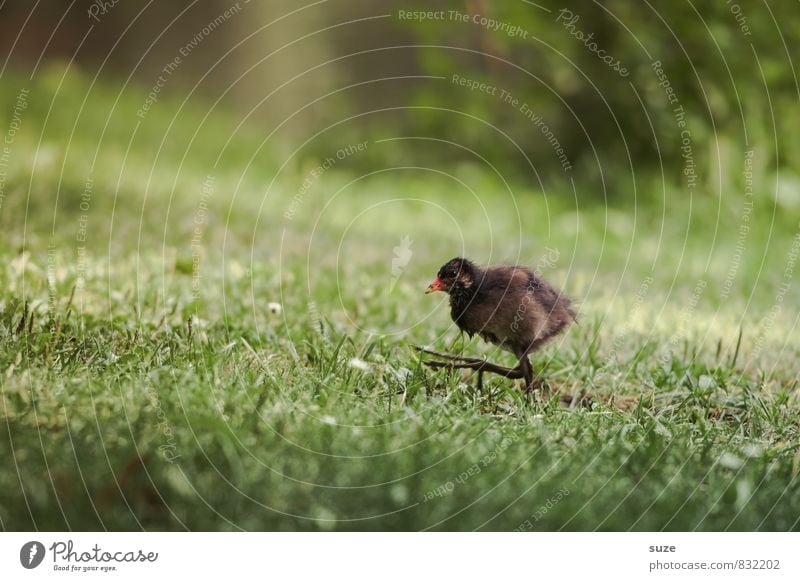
[2,0,799,192]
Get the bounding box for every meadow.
[1,67,798,531]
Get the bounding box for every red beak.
[425,276,445,294]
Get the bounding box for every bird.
[419,257,576,392]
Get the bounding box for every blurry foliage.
[392,0,800,194]
[1,0,798,203]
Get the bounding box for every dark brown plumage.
[423,257,576,391]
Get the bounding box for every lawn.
[1,67,798,531]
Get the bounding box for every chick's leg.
[414,346,525,380]
[519,355,544,393]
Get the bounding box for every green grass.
[1,67,798,531]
